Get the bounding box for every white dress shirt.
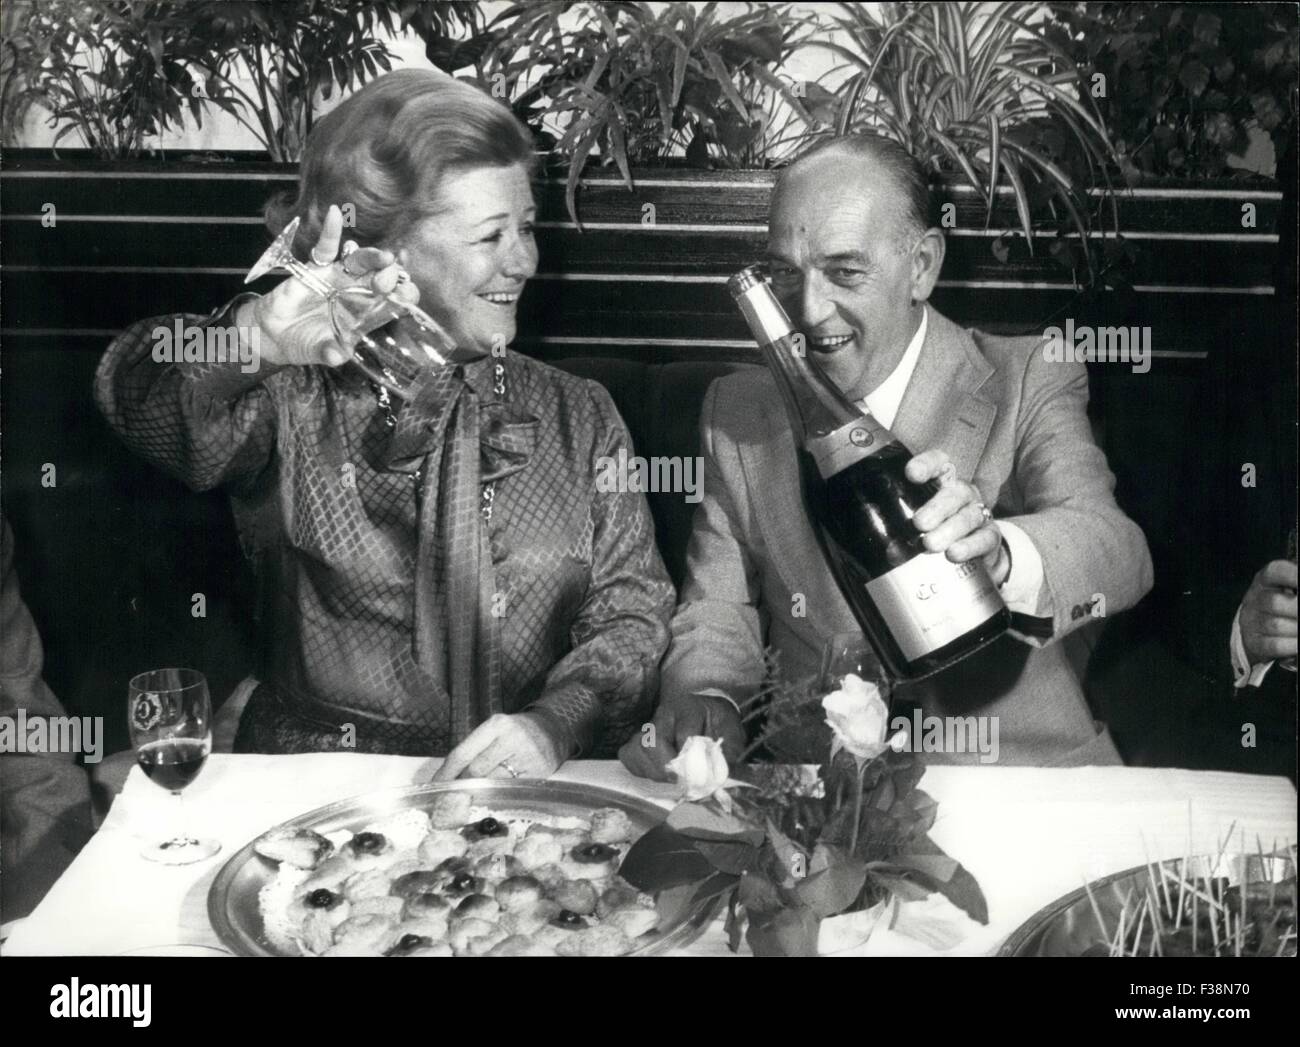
[856,307,1047,616]
[1229,607,1275,688]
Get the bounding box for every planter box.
[1,153,1282,360]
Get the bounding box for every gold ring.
[977,503,993,524]
[498,760,521,779]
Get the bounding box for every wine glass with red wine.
[128,668,221,865]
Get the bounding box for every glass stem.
[173,789,191,846]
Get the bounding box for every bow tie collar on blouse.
[377,355,540,746]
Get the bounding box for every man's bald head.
[774,134,933,251]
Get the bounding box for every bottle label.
[807,416,893,478]
[865,553,1005,661]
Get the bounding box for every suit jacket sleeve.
[0,518,94,920]
[657,379,769,706]
[1001,348,1153,644]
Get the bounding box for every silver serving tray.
[209,778,721,957]
[999,855,1292,957]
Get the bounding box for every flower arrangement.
[619,674,988,957]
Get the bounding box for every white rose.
[822,673,891,762]
[665,736,730,804]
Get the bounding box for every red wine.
[729,266,1010,680]
[137,738,209,791]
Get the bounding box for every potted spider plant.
[814,0,1124,286]
[474,0,829,225]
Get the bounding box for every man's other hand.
[619,694,745,781]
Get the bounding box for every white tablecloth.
[4,755,1295,956]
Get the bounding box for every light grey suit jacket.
[659,307,1153,766]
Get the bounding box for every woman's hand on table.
[618,694,745,782]
[240,203,419,369]
[431,713,565,781]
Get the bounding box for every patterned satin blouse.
[94,298,674,758]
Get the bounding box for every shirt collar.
[861,306,928,430]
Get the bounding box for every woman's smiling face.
[394,163,538,355]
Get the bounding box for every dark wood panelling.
[0,270,1269,354]
[0,163,1285,369]
[2,160,1281,233]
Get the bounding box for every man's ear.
[910,227,946,303]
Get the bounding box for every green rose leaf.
[795,851,869,919]
[618,823,713,891]
[667,802,764,845]
[764,818,808,885]
[745,903,821,957]
[693,837,760,875]
[690,870,741,907]
[926,859,989,925]
[737,869,784,914]
[865,870,934,904]
[887,852,959,883]
[873,837,990,925]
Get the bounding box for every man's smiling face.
[767,150,938,403]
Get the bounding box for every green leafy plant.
[1046,2,1298,181]
[619,669,987,957]
[1,0,237,158]
[391,0,488,76]
[180,0,408,162]
[816,1,1121,267]
[478,1,826,225]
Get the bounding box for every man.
[622,134,1153,776]
[1,515,94,922]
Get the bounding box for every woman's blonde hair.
[265,69,538,257]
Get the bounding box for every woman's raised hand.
[239,204,419,369]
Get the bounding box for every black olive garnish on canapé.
[385,934,433,956]
[349,831,388,854]
[461,816,509,841]
[439,872,482,899]
[571,842,619,864]
[550,909,588,930]
[305,888,342,910]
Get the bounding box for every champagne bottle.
[728,265,1010,680]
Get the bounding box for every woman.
[95,70,675,778]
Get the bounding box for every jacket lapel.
[890,307,997,485]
